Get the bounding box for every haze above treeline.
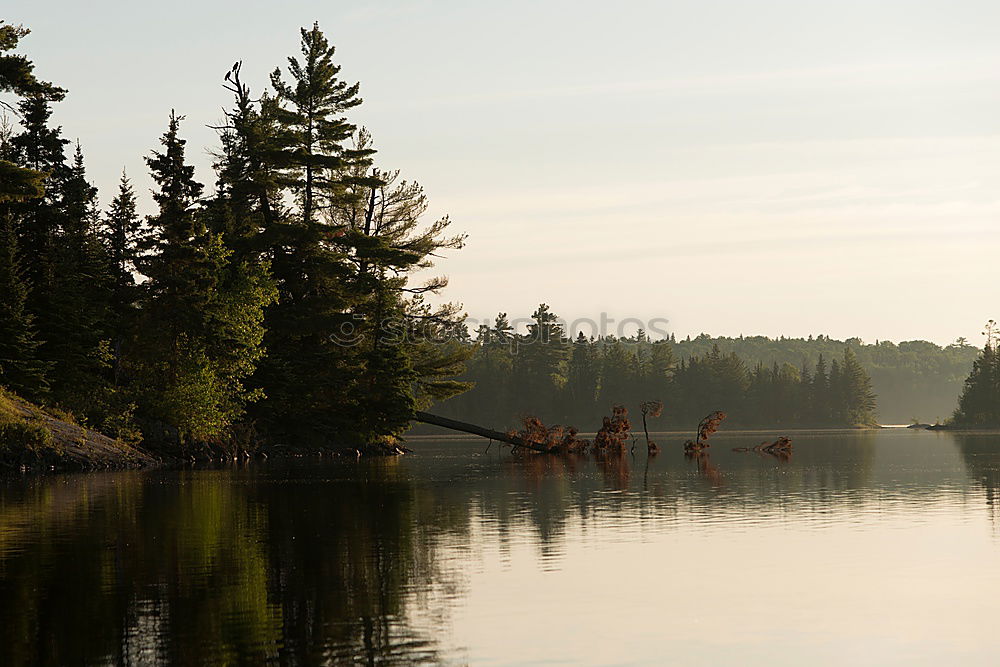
[7,0,1000,347]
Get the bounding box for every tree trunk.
[413,411,548,453]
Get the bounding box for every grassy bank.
[0,389,157,471]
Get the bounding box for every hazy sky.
[7,0,1000,345]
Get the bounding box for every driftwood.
[414,411,549,453]
[733,436,793,458]
[639,400,663,454]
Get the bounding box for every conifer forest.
[0,19,996,459]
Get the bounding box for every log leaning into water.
[413,411,549,453]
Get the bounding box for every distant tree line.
[0,22,468,451]
[670,333,978,424]
[438,306,879,431]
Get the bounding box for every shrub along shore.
[0,389,155,470]
[0,387,416,472]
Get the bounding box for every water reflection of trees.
[951,433,1000,523]
[0,465,465,665]
[0,432,946,664]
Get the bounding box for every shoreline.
[3,389,985,475]
[0,392,158,472]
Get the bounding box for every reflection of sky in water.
[2,429,999,665]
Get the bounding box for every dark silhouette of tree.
[953,321,1000,427]
[0,210,48,397]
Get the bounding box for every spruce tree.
[449,315,514,427]
[598,338,634,410]
[0,211,48,397]
[99,170,143,389]
[953,328,1000,427]
[136,112,275,444]
[811,354,830,424]
[213,61,283,253]
[45,142,115,412]
[103,170,142,296]
[9,95,69,340]
[642,340,675,409]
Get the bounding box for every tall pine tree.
[251,24,384,446]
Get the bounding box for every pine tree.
[512,304,569,418]
[0,22,65,202]
[268,23,369,225]
[329,129,469,438]
[251,25,461,447]
[246,25,373,446]
[0,22,60,402]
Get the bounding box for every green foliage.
[0,21,466,452]
[0,157,45,202]
[0,419,53,453]
[132,113,276,443]
[0,211,48,398]
[102,170,143,304]
[268,23,368,224]
[0,21,64,203]
[250,30,468,447]
[44,144,116,412]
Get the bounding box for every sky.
[6,0,1000,346]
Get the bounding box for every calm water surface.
[2,429,1000,665]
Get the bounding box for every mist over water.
[2,429,1000,665]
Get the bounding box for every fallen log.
[413,411,550,453]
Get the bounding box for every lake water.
[2,429,1000,665]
